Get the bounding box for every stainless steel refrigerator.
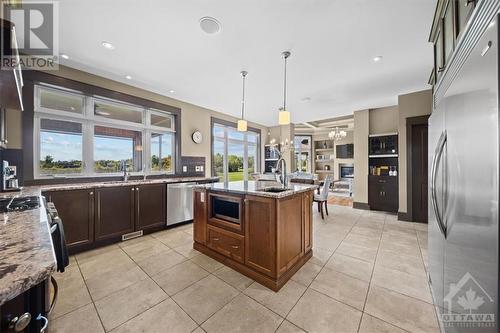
[428,7,499,333]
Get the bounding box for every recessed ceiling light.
[169,90,175,93]
[301,97,312,102]
[60,53,69,60]
[101,41,115,50]
[125,75,132,80]
[199,17,221,34]
[373,56,383,62]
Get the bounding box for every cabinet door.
[435,25,445,80]
[193,190,207,244]
[277,195,303,276]
[135,183,165,231]
[244,195,276,278]
[95,186,135,241]
[443,0,455,64]
[303,191,313,253]
[44,189,94,250]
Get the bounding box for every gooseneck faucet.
[275,157,287,188]
[121,160,129,182]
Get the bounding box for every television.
[336,144,354,159]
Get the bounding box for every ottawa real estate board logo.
[441,272,495,329]
[1,0,59,70]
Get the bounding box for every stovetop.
[0,196,41,213]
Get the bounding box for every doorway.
[407,116,429,223]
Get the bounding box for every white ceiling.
[55,0,436,126]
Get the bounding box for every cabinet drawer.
[207,226,244,263]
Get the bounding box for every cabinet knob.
[89,191,94,195]
[132,188,135,191]
[213,238,220,241]
[231,245,239,249]
[8,313,31,332]
[136,187,139,191]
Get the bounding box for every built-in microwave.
[207,193,244,234]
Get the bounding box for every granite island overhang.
[192,181,317,291]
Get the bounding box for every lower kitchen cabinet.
[193,189,207,244]
[94,186,136,241]
[368,175,398,212]
[135,183,166,231]
[43,189,94,252]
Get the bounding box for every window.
[211,120,260,182]
[293,136,312,173]
[34,84,176,178]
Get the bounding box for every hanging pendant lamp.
[237,70,248,132]
[279,51,291,125]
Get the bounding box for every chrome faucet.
[121,160,129,182]
[275,156,287,188]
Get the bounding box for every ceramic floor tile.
[325,252,374,282]
[201,294,283,333]
[75,244,120,264]
[137,249,186,276]
[190,254,224,272]
[350,225,383,237]
[110,298,197,333]
[343,233,381,248]
[309,246,333,267]
[173,275,240,324]
[336,241,378,262]
[376,249,427,277]
[120,237,170,262]
[50,303,104,333]
[290,261,322,286]
[276,320,306,333]
[173,242,202,259]
[358,313,407,333]
[244,280,307,317]
[94,278,168,331]
[287,289,362,333]
[365,285,440,333]
[51,267,92,319]
[214,266,254,291]
[310,267,369,310]
[78,248,136,280]
[155,230,193,248]
[152,260,210,296]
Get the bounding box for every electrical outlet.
[195,166,201,172]
[182,166,187,172]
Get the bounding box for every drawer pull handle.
[231,245,239,249]
[213,238,220,241]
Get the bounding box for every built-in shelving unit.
[313,139,335,181]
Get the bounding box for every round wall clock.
[192,131,203,144]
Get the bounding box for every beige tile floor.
[49,204,439,333]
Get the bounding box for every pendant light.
[279,51,291,125]
[237,70,248,132]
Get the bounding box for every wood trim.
[353,201,370,210]
[406,115,429,223]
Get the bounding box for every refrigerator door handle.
[431,130,447,238]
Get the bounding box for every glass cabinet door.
[457,0,476,37]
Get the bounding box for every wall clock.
[192,131,203,144]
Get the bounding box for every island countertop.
[194,180,317,198]
[0,176,218,306]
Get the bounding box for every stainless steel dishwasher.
[166,182,198,226]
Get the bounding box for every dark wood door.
[411,124,429,222]
[95,186,135,241]
[44,189,94,251]
[135,183,165,230]
[244,195,276,278]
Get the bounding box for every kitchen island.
[193,181,316,291]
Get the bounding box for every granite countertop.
[195,180,317,198]
[0,176,218,306]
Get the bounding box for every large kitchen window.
[212,120,260,182]
[294,135,312,173]
[34,84,176,178]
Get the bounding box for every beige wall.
[353,110,369,204]
[397,89,432,214]
[8,66,269,175]
[369,105,399,134]
[312,131,354,179]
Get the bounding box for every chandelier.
[328,127,347,141]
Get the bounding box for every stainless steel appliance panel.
[166,182,197,226]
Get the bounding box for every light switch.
[195,166,201,172]
[182,166,187,172]
[200,165,204,172]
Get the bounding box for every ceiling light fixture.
[199,17,221,34]
[60,53,69,60]
[169,90,175,93]
[328,127,347,141]
[101,41,115,50]
[279,51,291,125]
[125,75,132,80]
[373,55,383,62]
[237,71,248,132]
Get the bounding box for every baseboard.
[353,202,370,210]
[397,211,411,221]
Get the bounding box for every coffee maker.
[2,160,20,192]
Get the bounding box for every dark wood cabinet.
[207,225,244,263]
[368,175,398,212]
[193,189,207,244]
[94,186,135,241]
[43,189,94,252]
[369,134,398,156]
[244,195,276,278]
[0,19,23,111]
[135,183,165,231]
[277,195,303,275]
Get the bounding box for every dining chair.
[313,175,332,219]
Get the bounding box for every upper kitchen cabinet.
[0,19,23,111]
[368,134,398,156]
[429,0,477,85]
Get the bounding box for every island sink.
[193,181,315,291]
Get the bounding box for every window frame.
[293,135,312,173]
[33,84,177,179]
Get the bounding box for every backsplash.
[180,156,206,177]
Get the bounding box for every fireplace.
[340,164,354,179]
